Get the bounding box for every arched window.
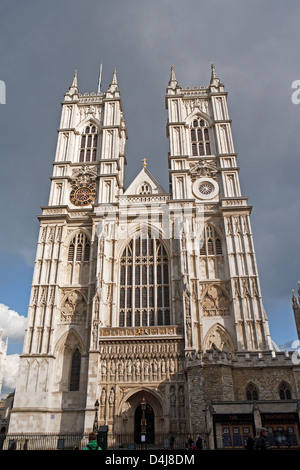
[79,123,98,162]
[119,232,170,327]
[138,183,152,195]
[200,225,223,256]
[246,382,259,401]
[279,382,292,400]
[190,118,211,156]
[68,233,90,262]
[69,348,81,391]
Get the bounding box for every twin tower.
[9,65,300,450]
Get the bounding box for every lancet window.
[119,233,170,327]
[279,382,292,400]
[68,233,90,263]
[200,225,223,256]
[190,118,211,156]
[79,123,98,162]
[69,348,81,391]
[246,382,259,401]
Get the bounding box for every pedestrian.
[245,434,254,451]
[8,440,16,450]
[185,434,194,450]
[83,432,102,450]
[195,433,203,450]
[169,433,175,450]
[254,427,270,451]
[23,438,29,450]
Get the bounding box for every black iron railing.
[0,432,190,450]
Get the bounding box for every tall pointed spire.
[112,67,118,85]
[170,65,177,83]
[210,62,220,88]
[106,67,119,94]
[168,65,179,89]
[65,70,79,99]
[71,69,78,88]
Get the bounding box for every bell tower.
[165,64,273,353]
[10,64,286,446]
[9,67,128,434]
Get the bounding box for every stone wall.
[186,349,300,435]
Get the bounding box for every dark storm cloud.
[0,0,299,344]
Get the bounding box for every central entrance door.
[134,403,155,443]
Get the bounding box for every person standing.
[185,434,194,450]
[83,432,102,450]
[195,434,203,450]
[254,428,270,451]
[245,434,254,451]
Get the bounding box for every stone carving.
[98,340,184,383]
[184,290,192,348]
[108,387,115,419]
[189,160,218,182]
[99,387,106,419]
[179,386,185,418]
[205,325,234,353]
[71,165,97,184]
[170,386,176,418]
[60,290,87,323]
[202,285,230,316]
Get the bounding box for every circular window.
[192,178,219,200]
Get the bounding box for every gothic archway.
[134,402,155,443]
[116,388,166,441]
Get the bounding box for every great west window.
[119,233,170,327]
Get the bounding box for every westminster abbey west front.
[9,65,300,449]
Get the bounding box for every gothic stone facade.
[9,66,300,449]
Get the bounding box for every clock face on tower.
[192,177,219,200]
[70,183,97,206]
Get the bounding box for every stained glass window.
[119,233,170,327]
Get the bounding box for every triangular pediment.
[124,166,166,195]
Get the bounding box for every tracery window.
[190,118,211,156]
[69,348,81,391]
[246,382,259,401]
[68,233,90,262]
[279,382,292,400]
[200,225,223,256]
[79,123,98,162]
[119,233,170,327]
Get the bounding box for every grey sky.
[0,0,299,346]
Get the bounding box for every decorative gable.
[124,164,166,196]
